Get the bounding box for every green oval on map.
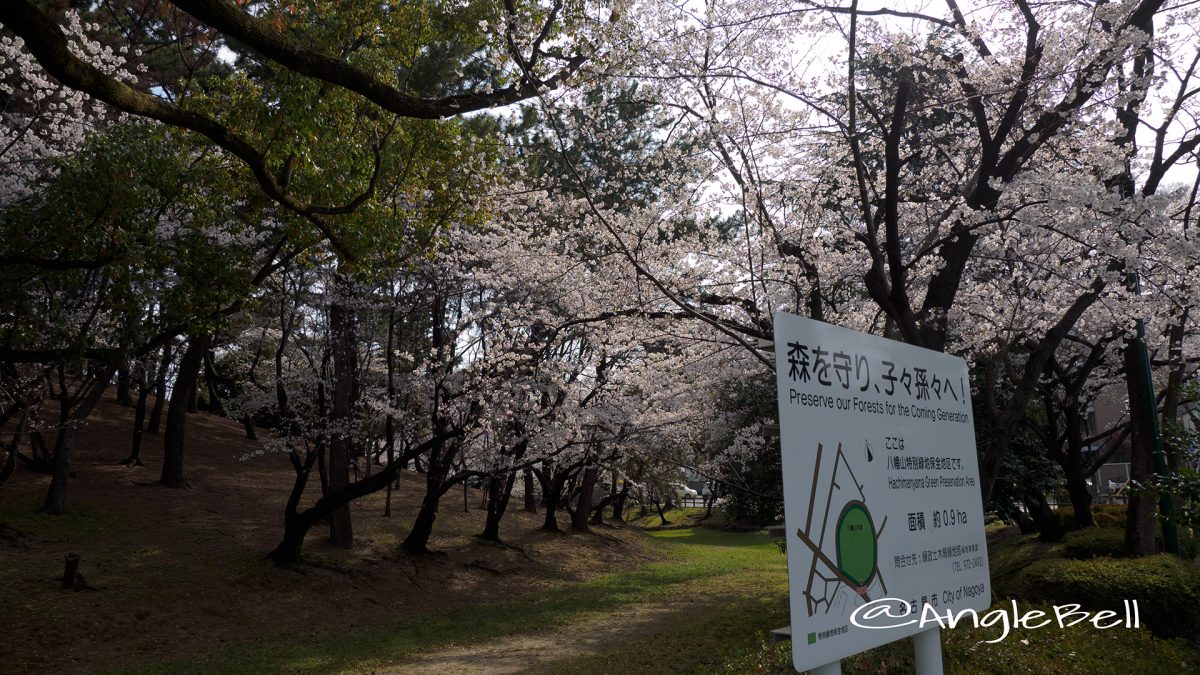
[835,501,877,587]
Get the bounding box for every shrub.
[984,519,1010,534]
[713,633,791,674]
[1020,554,1200,638]
[1180,528,1199,562]
[1062,529,1128,560]
[1057,507,1082,532]
[940,602,1196,675]
[1056,503,1126,532]
[1093,503,1128,528]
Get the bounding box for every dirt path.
[385,600,681,674]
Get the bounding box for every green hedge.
[1020,554,1200,638]
[1062,529,1128,560]
[1056,503,1127,532]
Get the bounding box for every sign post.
[772,313,990,673]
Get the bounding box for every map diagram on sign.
[795,442,888,617]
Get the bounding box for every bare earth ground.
[387,602,681,674]
[0,396,663,673]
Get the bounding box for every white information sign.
[772,312,991,672]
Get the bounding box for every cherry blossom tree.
[556,0,1200,514]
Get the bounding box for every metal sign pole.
[811,660,842,675]
[912,628,944,675]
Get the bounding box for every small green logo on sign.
[807,632,817,645]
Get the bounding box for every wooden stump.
[62,553,80,588]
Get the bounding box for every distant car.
[672,483,699,499]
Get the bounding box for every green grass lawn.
[125,524,1200,674]
[623,505,732,530]
[141,527,788,673]
[542,528,789,674]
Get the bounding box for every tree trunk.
[478,476,490,509]
[542,472,567,532]
[186,380,199,413]
[43,427,80,515]
[384,417,395,518]
[1064,475,1094,529]
[589,471,617,524]
[572,465,598,532]
[146,342,172,434]
[203,351,228,417]
[591,492,617,525]
[611,482,630,523]
[242,417,257,440]
[0,414,22,487]
[122,377,149,466]
[1011,505,1036,535]
[267,432,448,566]
[161,333,210,489]
[481,471,517,542]
[978,285,1104,506]
[116,366,132,406]
[1025,493,1064,542]
[1124,340,1157,557]
[44,368,113,514]
[317,445,329,497]
[1060,402,1095,528]
[404,495,439,556]
[268,449,320,566]
[652,496,670,526]
[269,513,316,567]
[384,301,396,517]
[401,444,453,555]
[1160,312,1187,469]
[27,430,52,472]
[523,468,537,512]
[327,286,355,549]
